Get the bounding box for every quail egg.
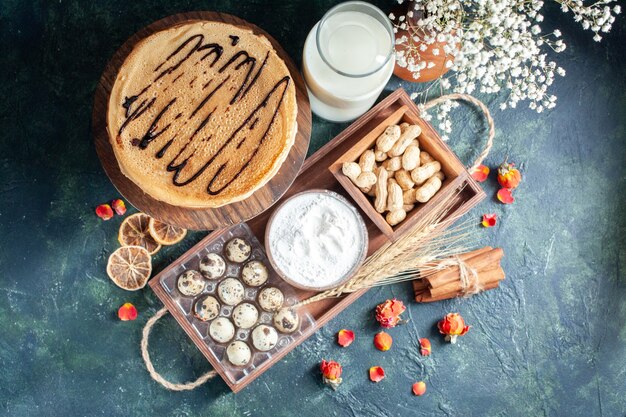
[241,260,269,287]
[193,295,220,322]
[209,317,235,343]
[217,277,245,306]
[176,270,205,296]
[258,287,284,312]
[224,238,251,263]
[232,302,259,329]
[273,308,300,334]
[226,341,252,367]
[251,324,278,352]
[199,253,226,279]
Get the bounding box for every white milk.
[302,9,395,122]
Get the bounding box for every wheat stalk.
[294,191,478,308]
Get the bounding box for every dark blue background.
[1,1,624,415]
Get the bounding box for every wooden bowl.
[329,105,468,242]
[92,11,311,230]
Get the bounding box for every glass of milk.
[302,1,395,122]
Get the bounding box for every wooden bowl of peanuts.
[329,105,471,242]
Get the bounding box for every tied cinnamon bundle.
[413,247,505,302]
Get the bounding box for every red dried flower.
[438,313,471,343]
[497,188,515,204]
[375,298,406,328]
[497,160,522,190]
[481,213,497,227]
[320,360,343,390]
[337,329,355,347]
[111,199,127,216]
[373,331,393,351]
[369,366,385,382]
[419,338,431,356]
[118,303,137,321]
[471,164,490,182]
[96,204,114,220]
[412,381,427,396]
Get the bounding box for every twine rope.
[423,93,495,172]
[141,307,217,391]
[140,93,494,390]
[434,256,483,296]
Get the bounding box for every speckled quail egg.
[251,324,278,352]
[226,341,252,367]
[193,295,220,322]
[217,277,245,306]
[176,270,205,296]
[209,317,235,343]
[273,308,300,334]
[232,302,259,329]
[241,260,269,287]
[258,287,284,312]
[224,238,251,263]
[199,253,226,279]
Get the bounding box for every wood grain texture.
[92,11,311,230]
[149,89,485,392]
[248,88,485,352]
[329,98,482,242]
[147,88,485,392]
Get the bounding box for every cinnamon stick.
[412,277,429,294]
[424,248,504,289]
[428,266,505,298]
[416,281,501,303]
[417,247,492,278]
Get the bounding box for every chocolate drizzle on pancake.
[116,33,292,198]
[156,139,173,159]
[135,98,176,149]
[205,76,290,195]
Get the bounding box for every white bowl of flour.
[265,190,368,291]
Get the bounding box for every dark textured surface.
[1,1,625,416]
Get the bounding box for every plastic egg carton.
[159,223,315,385]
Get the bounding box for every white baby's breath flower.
[394,0,621,135]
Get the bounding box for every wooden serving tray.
[92,11,311,231]
[150,88,485,392]
[330,105,471,242]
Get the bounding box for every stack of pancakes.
[107,21,298,208]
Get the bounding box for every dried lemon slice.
[106,245,152,290]
[118,213,161,254]
[148,218,187,246]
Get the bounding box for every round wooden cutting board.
[92,11,311,230]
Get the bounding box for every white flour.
[268,192,366,288]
